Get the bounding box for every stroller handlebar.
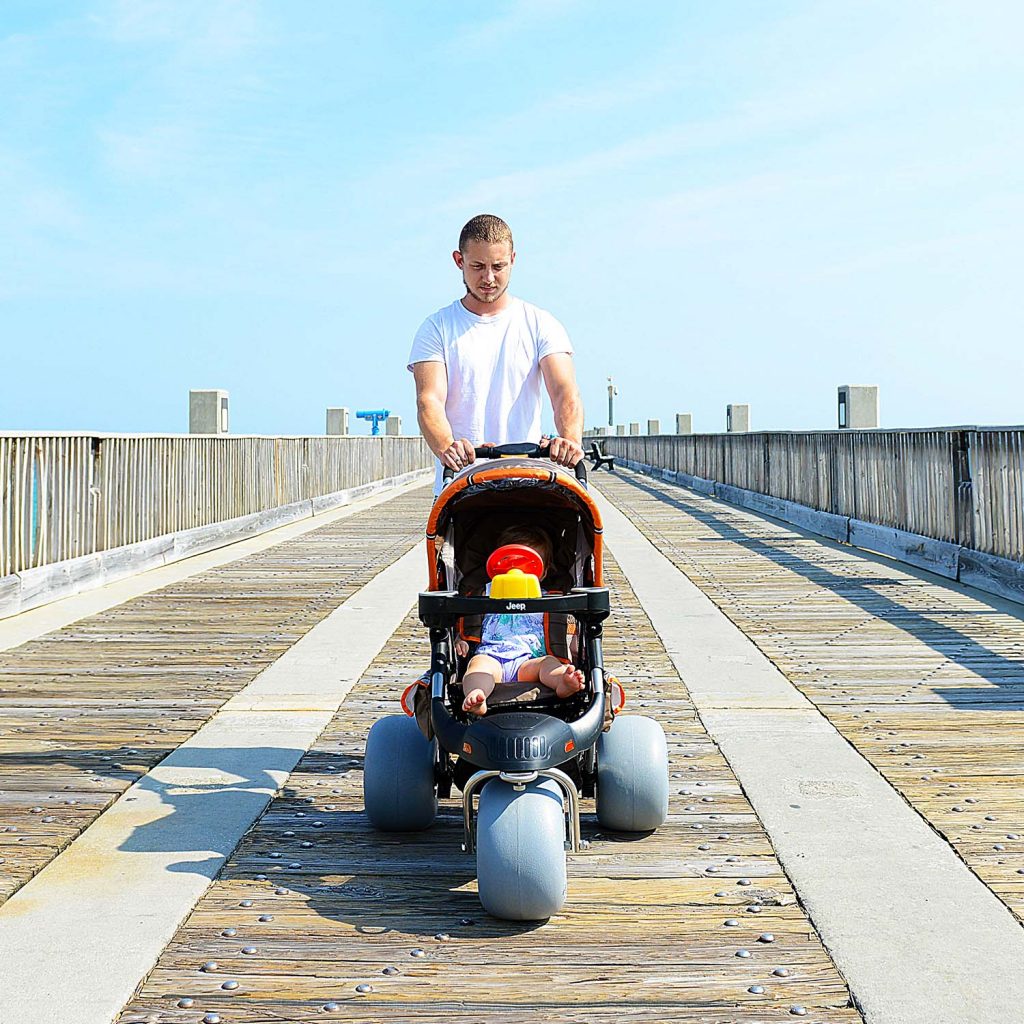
[441,441,588,485]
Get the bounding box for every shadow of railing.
[0,745,544,939]
[623,473,1024,710]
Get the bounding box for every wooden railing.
[603,428,1024,563]
[0,434,432,576]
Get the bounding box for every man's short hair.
[459,214,513,253]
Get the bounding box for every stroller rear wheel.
[363,715,437,831]
[596,714,669,831]
[476,778,567,921]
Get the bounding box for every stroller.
[363,443,669,920]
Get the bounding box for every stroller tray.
[419,587,609,626]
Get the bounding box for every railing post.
[90,436,102,559]
[302,437,311,502]
[952,430,974,549]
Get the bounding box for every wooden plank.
[115,550,859,1023]
[958,546,1024,605]
[601,468,1024,926]
[0,434,432,576]
[848,518,960,578]
[0,487,431,906]
[609,428,1024,562]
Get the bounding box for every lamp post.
[607,377,617,428]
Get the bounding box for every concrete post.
[189,390,229,435]
[616,424,625,436]
[629,422,640,436]
[385,415,402,436]
[837,385,879,429]
[647,419,660,436]
[726,404,750,433]
[676,413,692,435]
[326,407,350,435]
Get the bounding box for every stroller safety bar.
[419,587,610,626]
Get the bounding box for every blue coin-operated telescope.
[356,409,390,436]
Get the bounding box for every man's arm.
[412,362,476,471]
[540,352,584,467]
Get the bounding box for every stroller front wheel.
[363,715,437,831]
[476,778,567,921]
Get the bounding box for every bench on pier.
[588,441,615,471]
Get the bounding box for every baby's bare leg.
[518,656,586,699]
[462,654,502,715]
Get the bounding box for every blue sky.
[2,1,1022,435]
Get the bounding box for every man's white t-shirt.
[408,296,574,491]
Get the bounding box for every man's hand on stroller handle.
[439,437,476,471]
[440,440,589,484]
[455,638,470,657]
[540,435,585,468]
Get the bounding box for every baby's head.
[494,524,553,578]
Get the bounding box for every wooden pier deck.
[4,468,1024,1022]
[115,550,859,1023]
[0,490,425,905]
[597,469,1024,926]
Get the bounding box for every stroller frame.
[418,444,609,823]
[461,766,583,853]
[420,586,609,854]
[363,443,670,921]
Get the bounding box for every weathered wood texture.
[605,428,1024,561]
[116,552,859,1023]
[623,458,1024,607]
[600,468,1024,924]
[0,434,432,576]
[0,487,430,905]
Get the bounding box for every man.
[408,214,584,493]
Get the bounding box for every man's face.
[453,239,515,306]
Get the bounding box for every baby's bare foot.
[463,689,489,715]
[554,666,585,699]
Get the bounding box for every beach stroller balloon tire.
[596,714,670,832]
[363,715,437,831]
[476,777,568,921]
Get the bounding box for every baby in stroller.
[456,524,586,716]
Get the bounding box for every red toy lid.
[486,544,545,580]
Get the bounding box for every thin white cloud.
[446,0,582,52]
[94,0,260,57]
[423,2,1024,223]
[87,0,269,184]
[0,149,85,235]
[98,123,198,180]
[94,0,186,43]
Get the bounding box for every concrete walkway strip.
[593,483,1024,1024]
[0,543,424,1024]
[0,474,429,654]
